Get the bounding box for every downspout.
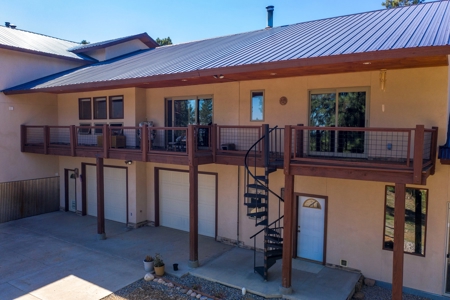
[237,166,240,246]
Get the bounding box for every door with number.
[297,196,326,262]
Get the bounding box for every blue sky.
[2,0,428,44]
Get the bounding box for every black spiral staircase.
[244,125,285,281]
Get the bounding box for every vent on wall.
[340,259,348,267]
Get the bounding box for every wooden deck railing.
[21,124,438,183]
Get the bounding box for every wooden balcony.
[21,124,438,184]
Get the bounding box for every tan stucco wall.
[22,64,450,295]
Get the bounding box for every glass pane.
[110,96,123,119]
[251,92,264,121]
[384,186,427,256]
[198,98,213,125]
[94,98,107,119]
[309,93,336,152]
[174,99,196,126]
[79,98,91,120]
[337,92,366,153]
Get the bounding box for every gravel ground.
[103,273,431,300]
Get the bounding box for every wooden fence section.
[0,176,60,223]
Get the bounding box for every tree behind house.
[382,0,425,8]
[156,37,173,46]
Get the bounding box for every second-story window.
[109,96,124,119]
[94,97,107,119]
[79,98,91,120]
[251,91,264,121]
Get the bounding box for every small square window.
[383,185,428,256]
[79,98,91,120]
[251,91,264,121]
[94,97,107,119]
[78,123,91,135]
[110,123,123,135]
[109,96,124,119]
[94,123,105,135]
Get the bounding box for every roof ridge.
[0,24,79,45]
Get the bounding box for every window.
[383,186,428,256]
[109,96,124,119]
[79,98,91,120]
[309,88,368,156]
[94,123,105,135]
[110,123,123,136]
[251,91,264,121]
[94,97,107,119]
[166,96,213,126]
[78,123,91,135]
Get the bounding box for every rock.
[353,291,365,299]
[187,290,193,294]
[364,278,375,287]
[196,294,202,299]
[200,297,208,300]
[153,279,158,282]
[168,283,174,287]
[355,280,363,292]
[158,278,165,284]
[180,289,187,293]
[144,273,155,281]
[190,292,197,297]
[176,287,180,290]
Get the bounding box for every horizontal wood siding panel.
[0,177,60,223]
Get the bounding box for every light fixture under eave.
[213,75,218,79]
[363,62,371,65]
[379,69,387,92]
[219,74,224,79]
[181,79,188,82]
[125,160,132,165]
[270,72,277,75]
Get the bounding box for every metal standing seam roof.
[0,25,92,61]
[4,0,450,93]
[67,33,159,53]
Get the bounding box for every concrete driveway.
[0,212,232,300]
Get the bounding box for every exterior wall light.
[125,160,132,165]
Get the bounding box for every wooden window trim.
[382,185,428,257]
[78,98,92,120]
[250,90,264,122]
[109,95,124,119]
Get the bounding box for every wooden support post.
[212,124,217,163]
[413,125,424,184]
[280,125,293,294]
[20,125,26,152]
[96,157,106,240]
[44,126,49,155]
[430,126,438,175]
[70,125,76,157]
[188,125,195,165]
[103,124,109,158]
[188,165,199,268]
[296,124,304,158]
[392,183,406,300]
[263,124,270,168]
[142,125,148,162]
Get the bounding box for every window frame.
[78,98,92,120]
[250,90,265,122]
[109,95,124,119]
[110,122,124,136]
[78,123,91,135]
[165,95,214,126]
[93,97,107,120]
[382,185,428,257]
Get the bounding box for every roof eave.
[0,44,97,63]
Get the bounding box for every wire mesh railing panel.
[269,127,284,161]
[219,126,261,151]
[149,127,188,153]
[76,126,102,147]
[49,127,70,145]
[422,131,433,160]
[26,127,44,145]
[110,127,139,149]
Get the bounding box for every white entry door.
[159,170,216,237]
[86,165,127,223]
[297,196,326,262]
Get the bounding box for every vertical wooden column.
[430,126,438,175]
[392,183,406,300]
[142,125,148,162]
[281,125,293,294]
[212,124,217,163]
[44,126,49,154]
[96,157,106,240]
[70,125,76,157]
[20,125,26,152]
[188,125,199,267]
[413,125,424,184]
[103,124,109,158]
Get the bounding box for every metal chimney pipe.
[5,22,10,28]
[266,5,274,28]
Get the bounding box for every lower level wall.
[0,176,60,223]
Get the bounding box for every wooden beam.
[413,125,424,184]
[281,173,294,292]
[70,125,76,156]
[142,125,148,162]
[96,157,106,239]
[103,124,109,159]
[430,127,438,175]
[392,183,406,300]
[189,165,199,267]
[212,124,217,163]
[44,126,49,155]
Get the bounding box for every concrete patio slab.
[0,211,359,300]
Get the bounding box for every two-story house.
[3,2,450,299]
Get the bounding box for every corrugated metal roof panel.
[5,0,450,92]
[0,26,89,61]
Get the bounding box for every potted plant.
[154,253,165,276]
[143,255,154,272]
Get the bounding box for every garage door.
[159,170,216,237]
[86,165,127,223]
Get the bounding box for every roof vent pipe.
[10,24,16,29]
[5,22,10,28]
[266,5,274,28]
